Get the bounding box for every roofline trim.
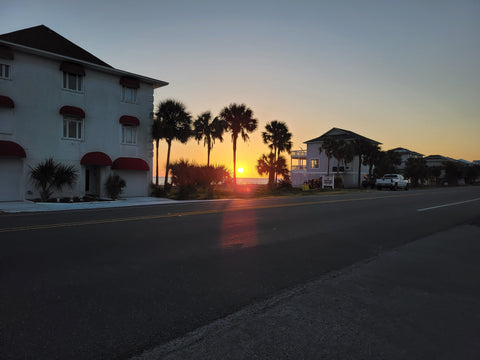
[0,39,169,89]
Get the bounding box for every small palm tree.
[219,103,258,185]
[193,111,227,166]
[262,120,292,185]
[30,158,78,201]
[153,99,192,188]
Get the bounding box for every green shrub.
[104,173,126,200]
[169,160,230,199]
[30,158,78,202]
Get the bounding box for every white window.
[122,86,137,103]
[0,63,11,79]
[63,72,83,92]
[63,116,84,140]
[122,124,137,144]
[310,159,319,169]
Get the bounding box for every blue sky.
[2,0,479,175]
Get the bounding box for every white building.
[390,147,423,173]
[291,127,381,188]
[0,25,168,201]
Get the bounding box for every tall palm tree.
[219,103,258,185]
[319,137,338,176]
[193,111,227,166]
[153,99,192,188]
[332,139,347,176]
[352,138,371,188]
[262,120,292,185]
[362,143,381,177]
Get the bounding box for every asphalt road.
[1,187,479,359]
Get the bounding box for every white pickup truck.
[375,174,409,190]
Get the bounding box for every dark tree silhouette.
[193,111,227,166]
[319,137,338,176]
[219,103,258,185]
[262,120,292,186]
[153,99,192,188]
[352,138,372,188]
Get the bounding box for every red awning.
[0,95,14,108]
[112,157,149,171]
[0,140,26,158]
[119,77,140,89]
[119,115,140,125]
[59,105,85,118]
[80,152,112,166]
[60,62,85,75]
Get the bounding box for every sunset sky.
[2,0,479,178]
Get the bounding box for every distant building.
[474,160,480,165]
[291,127,381,188]
[390,147,423,173]
[0,25,168,201]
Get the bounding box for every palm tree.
[153,99,192,188]
[193,111,227,166]
[362,143,381,178]
[331,139,347,176]
[30,158,78,201]
[219,103,258,185]
[262,120,292,185]
[257,153,289,183]
[319,137,338,176]
[352,138,371,188]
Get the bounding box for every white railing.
[291,150,307,157]
[291,165,307,171]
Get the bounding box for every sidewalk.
[133,224,480,360]
[0,197,179,213]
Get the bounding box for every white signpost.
[322,175,335,189]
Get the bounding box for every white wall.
[0,50,155,200]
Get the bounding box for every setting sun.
[237,167,244,174]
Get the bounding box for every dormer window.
[120,77,139,104]
[63,72,83,92]
[60,62,85,93]
[122,86,136,103]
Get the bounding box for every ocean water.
[152,177,269,185]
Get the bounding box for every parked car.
[375,174,409,190]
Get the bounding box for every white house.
[291,127,381,188]
[390,147,423,173]
[0,25,168,201]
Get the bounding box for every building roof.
[305,127,381,145]
[0,25,168,89]
[424,155,461,164]
[390,147,424,156]
[0,25,112,68]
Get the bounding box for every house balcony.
[291,150,307,158]
[292,165,307,171]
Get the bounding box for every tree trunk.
[164,140,172,189]
[233,136,237,185]
[327,157,330,176]
[274,148,279,185]
[155,140,160,186]
[357,154,362,188]
[268,154,275,188]
[207,138,211,167]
